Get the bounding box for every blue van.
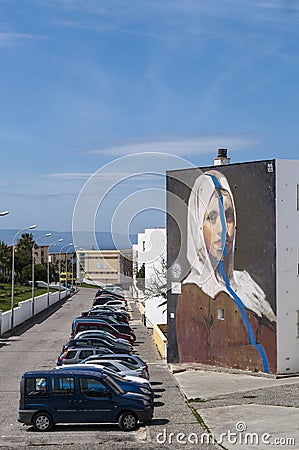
[18,368,153,431]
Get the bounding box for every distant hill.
[0,229,138,250]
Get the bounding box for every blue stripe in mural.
[206,174,269,373]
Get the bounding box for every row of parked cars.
[18,289,154,432]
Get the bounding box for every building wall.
[133,229,167,326]
[76,249,132,286]
[276,160,299,374]
[167,160,277,374]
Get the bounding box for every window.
[51,377,74,395]
[79,377,110,398]
[79,350,94,360]
[25,377,47,396]
[65,350,77,360]
[218,308,225,320]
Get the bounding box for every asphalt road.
[0,288,216,450]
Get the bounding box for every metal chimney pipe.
[214,148,231,166]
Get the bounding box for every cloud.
[0,32,42,47]
[80,136,258,156]
[45,172,92,180]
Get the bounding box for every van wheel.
[118,412,138,431]
[33,412,54,432]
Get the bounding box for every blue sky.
[0,0,299,239]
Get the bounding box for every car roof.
[23,368,106,377]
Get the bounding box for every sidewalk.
[171,360,299,449]
[130,301,217,449]
[131,301,299,449]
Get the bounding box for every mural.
[167,162,277,373]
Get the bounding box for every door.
[49,376,78,423]
[76,376,117,423]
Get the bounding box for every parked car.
[62,336,133,354]
[95,289,125,300]
[92,297,127,309]
[86,313,136,340]
[57,346,114,366]
[71,318,134,343]
[18,368,153,431]
[91,305,130,320]
[73,329,131,346]
[82,353,149,379]
[81,306,130,322]
[56,364,154,403]
[82,359,148,379]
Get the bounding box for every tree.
[143,257,167,306]
[136,263,145,292]
[15,233,36,284]
[0,240,11,282]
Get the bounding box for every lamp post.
[32,233,51,317]
[47,238,63,307]
[11,224,37,329]
[59,243,73,300]
[68,245,77,292]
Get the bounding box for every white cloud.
[45,172,92,180]
[80,136,258,156]
[0,32,42,47]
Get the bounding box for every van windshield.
[104,375,125,395]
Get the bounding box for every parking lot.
[0,288,215,450]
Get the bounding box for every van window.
[51,377,75,395]
[79,377,110,398]
[25,377,47,396]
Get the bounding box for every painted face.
[203,189,235,259]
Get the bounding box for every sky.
[0,0,299,245]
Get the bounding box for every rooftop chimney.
[214,148,230,166]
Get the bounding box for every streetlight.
[32,233,51,317]
[59,243,73,300]
[11,224,37,329]
[47,238,63,307]
[68,245,77,292]
[0,211,9,216]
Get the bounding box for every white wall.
[276,160,299,374]
[0,290,69,335]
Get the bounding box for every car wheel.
[118,411,138,431]
[33,412,54,432]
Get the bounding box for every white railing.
[0,289,71,335]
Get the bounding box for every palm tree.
[15,233,36,284]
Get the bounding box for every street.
[0,288,215,450]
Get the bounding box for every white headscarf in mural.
[184,169,276,323]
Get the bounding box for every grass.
[0,283,56,312]
[78,283,101,289]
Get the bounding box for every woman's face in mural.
[203,189,235,259]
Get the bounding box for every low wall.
[0,289,70,335]
[153,324,168,359]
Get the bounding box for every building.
[133,228,167,327]
[166,153,299,375]
[49,252,73,266]
[76,249,132,288]
[34,245,49,265]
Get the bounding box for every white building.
[133,228,167,327]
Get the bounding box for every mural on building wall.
[170,163,277,373]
